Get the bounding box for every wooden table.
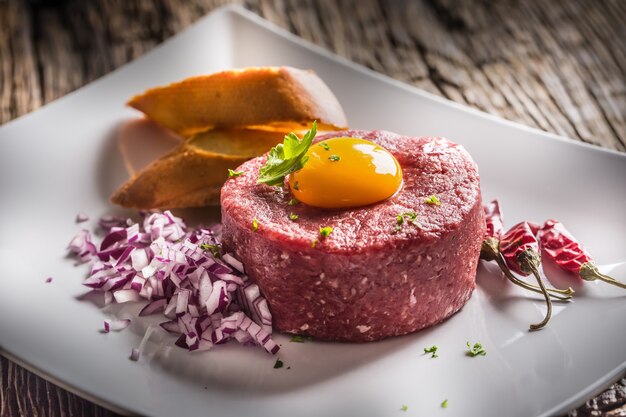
[1,1,624,416]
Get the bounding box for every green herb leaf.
[273,359,284,369]
[424,195,442,206]
[319,142,330,151]
[394,211,422,231]
[289,212,299,221]
[441,399,448,409]
[257,122,317,186]
[228,169,244,178]
[466,341,486,357]
[199,243,221,257]
[293,181,300,190]
[288,198,299,206]
[423,345,439,358]
[319,226,334,237]
[328,154,341,162]
[290,335,306,343]
[252,218,259,232]
[402,212,418,223]
[400,405,408,412]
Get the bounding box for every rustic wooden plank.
[1,1,625,417]
[0,1,42,121]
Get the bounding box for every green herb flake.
[423,345,439,358]
[466,341,486,357]
[288,198,299,206]
[289,212,299,221]
[328,154,341,162]
[293,181,300,190]
[424,195,442,206]
[252,218,259,232]
[290,335,306,343]
[199,243,221,257]
[273,359,284,369]
[257,122,317,186]
[400,404,408,412]
[228,169,244,178]
[319,226,334,238]
[319,142,330,151]
[394,211,422,231]
[441,399,448,409]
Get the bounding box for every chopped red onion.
[104,319,131,333]
[45,277,53,283]
[68,211,278,357]
[113,289,142,303]
[222,253,245,274]
[76,213,89,223]
[131,325,157,361]
[139,299,167,316]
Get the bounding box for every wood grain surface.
[1,1,624,416]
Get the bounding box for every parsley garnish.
[273,358,284,369]
[424,345,439,358]
[290,335,306,343]
[400,404,408,411]
[257,122,317,186]
[319,226,333,237]
[289,212,299,221]
[328,154,341,162]
[424,195,441,206]
[288,198,299,206]
[441,399,448,408]
[319,142,330,151]
[466,341,486,357]
[293,181,300,190]
[395,211,422,231]
[228,169,244,178]
[252,218,259,232]
[199,243,221,257]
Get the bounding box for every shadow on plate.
[86,294,453,395]
[95,118,183,205]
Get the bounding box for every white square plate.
[1,6,625,417]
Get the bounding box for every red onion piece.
[76,213,89,223]
[104,319,131,333]
[68,211,279,358]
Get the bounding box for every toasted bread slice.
[111,128,287,209]
[127,67,348,137]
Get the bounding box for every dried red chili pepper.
[480,201,572,300]
[480,200,504,262]
[538,220,626,289]
[499,221,553,330]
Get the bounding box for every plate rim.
[0,348,136,416]
[0,4,624,417]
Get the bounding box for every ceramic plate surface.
[1,6,625,417]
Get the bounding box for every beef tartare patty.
[220,130,484,342]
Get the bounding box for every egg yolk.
[288,137,402,209]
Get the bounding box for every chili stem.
[580,263,626,289]
[494,254,573,301]
[595,274,626,289]
[525,261,552,331]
